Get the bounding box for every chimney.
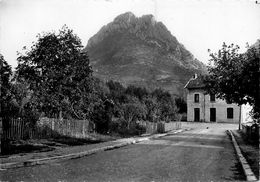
[193,73,198,79]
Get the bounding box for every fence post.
[51,119,54,130]
[83,121,86,138]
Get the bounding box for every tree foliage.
[15,26,93,119]
[125,85,149,101]
[0,54,38,121]
[152,88,178,122]
[122,101,147,129]
[205,42,260,120]
[175,97,187,114]
[143,96,160,122]
[0,54,13,117]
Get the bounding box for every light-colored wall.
[187,89,240,123]
[241,104,253,123]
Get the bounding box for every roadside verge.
[228,130,258,181]
[0,128,187,170]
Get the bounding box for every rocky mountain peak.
[85,12,207,96]
[113,12,156,27]
[87,12,176,51]
[114,12,135,23]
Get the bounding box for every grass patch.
[1,140,55,156]
[232,130,259,179]
[1,133,119,156]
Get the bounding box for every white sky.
[0,0,260,69]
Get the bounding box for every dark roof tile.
[184,76,205,89]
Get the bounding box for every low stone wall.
[165,122,182,132]
[138,121,182,134]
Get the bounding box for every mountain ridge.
[84,12,207,96]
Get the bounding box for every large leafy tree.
[15,26,93,119]
[0,54,13,117]
[0,54,35,120]
[205,42,260,120]
[143,96,160,122]
[121,97,147,129]
[9,82,40,121]
[152,88,178,122]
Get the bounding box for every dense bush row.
[90,80,186,134]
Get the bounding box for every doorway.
[210,108,216,122]
[194,108,200,122]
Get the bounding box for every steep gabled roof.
[184,75,205,89]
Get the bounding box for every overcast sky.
[0,0,259,69]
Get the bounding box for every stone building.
[184,74,240,123]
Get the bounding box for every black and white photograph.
[0,0,259,181]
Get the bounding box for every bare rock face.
[252,39,260,53]
[85,12,207,96]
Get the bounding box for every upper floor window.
[194,94,199,103]
[227,108,234,119]
[210,94,215,102]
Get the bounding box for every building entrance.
[210,108,216,122]
[194,108,200,122]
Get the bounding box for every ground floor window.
[227,108,233,119]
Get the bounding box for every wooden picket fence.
[37,117,95,139]
[1,117,33,140]
[1,117,95,141]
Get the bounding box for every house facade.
[184,75,240,123]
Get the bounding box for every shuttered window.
[194,94,199,103]
[227,108,233,119]
[210,94,215,102]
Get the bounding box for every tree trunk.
[239,105,242,130]
[127,116,133,130]
[59,110,62,119]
